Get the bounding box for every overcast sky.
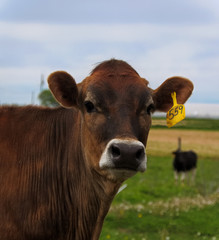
[0,0,219,106]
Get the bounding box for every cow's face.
[78,68,153,181]
[48,60,193,182]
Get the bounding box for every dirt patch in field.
[146,129,219,159]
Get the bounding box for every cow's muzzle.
[99,139,147,173]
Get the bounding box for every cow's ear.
[153,76,194,112]
[48,71,78,108]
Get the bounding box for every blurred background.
[0,0,219,118]
[1,1,219,239]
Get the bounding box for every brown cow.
[0,59,193,240]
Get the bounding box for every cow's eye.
[84,101,96,113]
[147,103,155,115]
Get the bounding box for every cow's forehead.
[82,73,152,108]
[89,71,146,90]
[80,59,152,104]
[90,59,140,76]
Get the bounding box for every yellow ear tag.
[166,92,185,128]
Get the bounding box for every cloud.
[0,0,219,107]
[0,0,213,24]
[193,0,219,20]
[0,18,219,104]
[1,21,219,44]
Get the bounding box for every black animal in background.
[172,137,197,184]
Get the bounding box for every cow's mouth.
[106,168,137,181]
[114,165,138,172]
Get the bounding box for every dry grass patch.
[147,129,219,159]
[110,192,219,216]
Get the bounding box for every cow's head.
[48,59,193,182]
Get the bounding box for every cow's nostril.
[136,148,144,160]
[111,145,121,158]
[101,139,147,172]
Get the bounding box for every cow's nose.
[109,140,146,171]
[99,139,147,173]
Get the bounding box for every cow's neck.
[90,170,121,240]
[65,113,121,239]
[67,160,121,239]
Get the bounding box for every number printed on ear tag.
[166,92,185,128]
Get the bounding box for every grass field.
[99,118,219,240]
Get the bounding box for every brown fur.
[0,106,120,239]
[0,59,193,240]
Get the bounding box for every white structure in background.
[154,103,219,119]
[186,103,219,119]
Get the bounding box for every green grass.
[100,155,219,240]
[101,204,219,240]
[100,119,219,239]
[151,117,219,131]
